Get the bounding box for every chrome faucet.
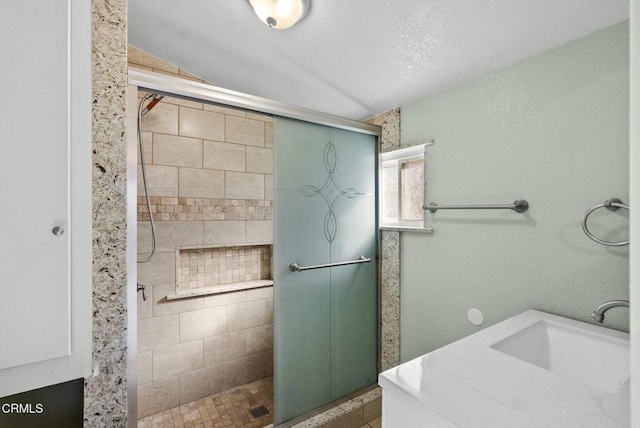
[591,300,629,323]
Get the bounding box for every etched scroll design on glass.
[299,141,356,242]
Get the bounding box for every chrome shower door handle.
[52,226,65,236]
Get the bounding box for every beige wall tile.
[153,69,193,80]
[246,220,273,243]
[203,290,247,308]
[203,104,246,117]
[323,408,364,428]
[366,417,382,428]
[138,251,175,286]
[226,300,265,332]
[246,286,273,301]
[179,107,224,141]
[179,167,225,198]
[139,221,203,253]
[153,283,204,317]
[137,164,178,197]
[137,221,152,254]
[153,134,203,168]
[226,116,264,147]
[224,353,266,390]
[129,46,180,74]
[203,331,248,367]
[265,122,273,149]
[179,365,226,404]
[178,68,204,82]
[138,314,179,352]
[246,146,273,174]
[138,351,153,386]
[363,398,382,423]
[141,102,179,135]
[161,94,203,110]
[246,325,273,354]
[245,112,273,123]
[139,131,152,164]
[203,140,245,172]
[264,174,274,200]
[153,340,203,381]
[138,221,202,254]
[265,350,273,377]
[138,283,153,320]
[180,307,226,342]
[225,171,264,199]
[265,298,273,324]
[137,377,180,419]
[203,221,246,245]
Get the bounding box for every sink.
[379,310,630,427]
[491,319,629,394]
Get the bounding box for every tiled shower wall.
[136,284,274,418]
[131,48,274,418]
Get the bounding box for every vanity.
[378,310,630,427]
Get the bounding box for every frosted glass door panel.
[274,117,377,424]
[326,127,377,400]
[330,196,377,399]
[0,0,70,370]
[329,128,376,194]
[274,190,332,424]
[274,119,331,190]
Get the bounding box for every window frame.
[379,142,432,231]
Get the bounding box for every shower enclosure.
[128,68,379,426]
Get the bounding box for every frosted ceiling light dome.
[247,0,310,29]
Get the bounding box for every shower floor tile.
[138,377,273,428]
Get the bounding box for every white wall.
[399,22,630,361]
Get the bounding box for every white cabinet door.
[0,0,92,397]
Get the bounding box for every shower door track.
[128,68,380,136]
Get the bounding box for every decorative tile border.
[137,197,272,221]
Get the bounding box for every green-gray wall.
[400,21,630,361]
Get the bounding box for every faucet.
[137,283,147,301]
[591,300,629,323]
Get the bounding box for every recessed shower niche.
[167,243,273,300]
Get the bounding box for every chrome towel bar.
[423,199,529,213]
[581,198,630,247]
[289,256,371,272]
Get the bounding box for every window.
[379,143,430,230]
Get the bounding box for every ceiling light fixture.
[247,0,310,29]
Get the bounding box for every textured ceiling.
[128,0,628,120]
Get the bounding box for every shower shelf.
[166,279,273,301]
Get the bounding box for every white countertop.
[378,310,630,427]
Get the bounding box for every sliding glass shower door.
[273,117,377,425]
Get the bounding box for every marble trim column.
[85,0,129,426]
[372,108,402,371]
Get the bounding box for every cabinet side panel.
[0,0,71,370]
